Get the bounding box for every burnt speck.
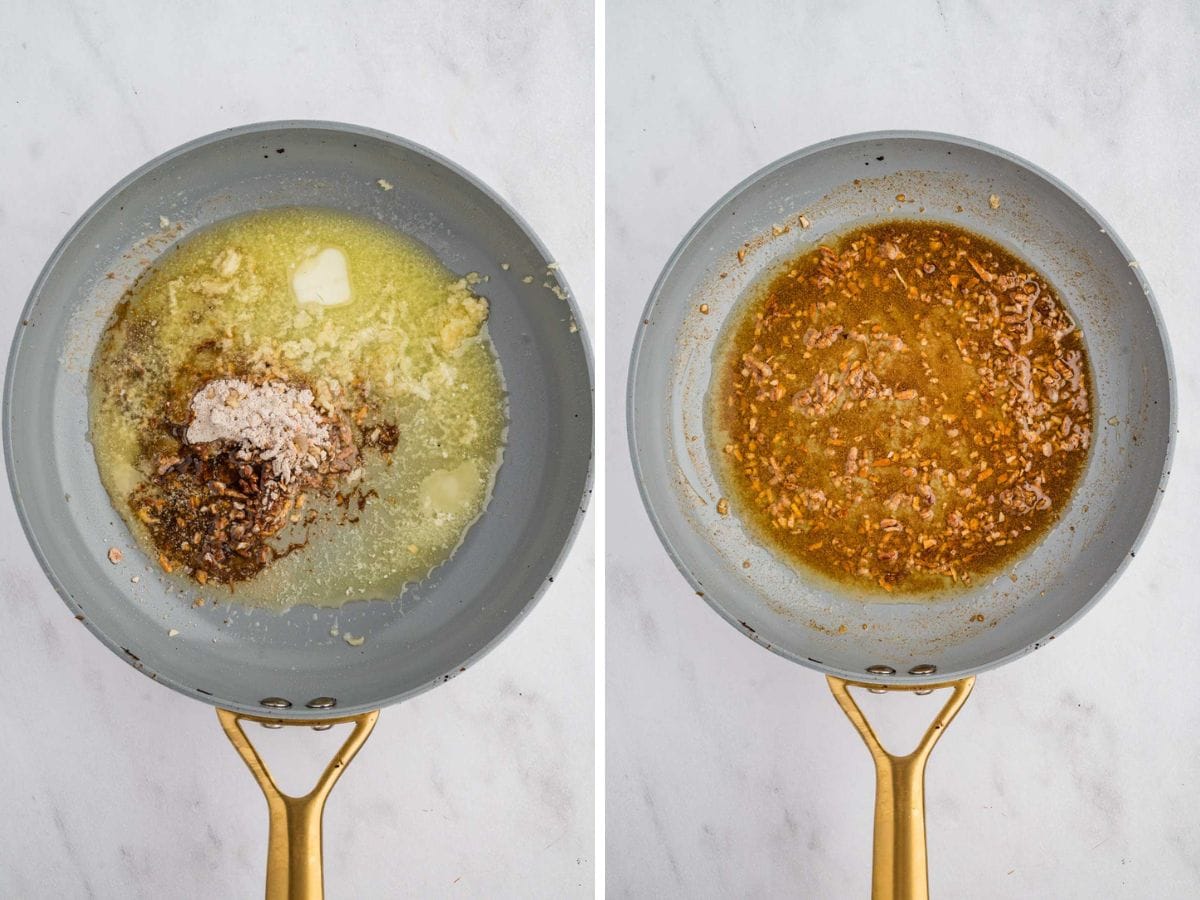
[362,421,399,453]
[275,148,285,154]
[876,156,884,161]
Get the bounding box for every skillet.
[627,131,1174,899]
[5,120,594,898]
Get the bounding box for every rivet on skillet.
[908,664,938,676]
[305,697,337,709]
[914,688,934,695]
[311,723,333,731]
[865,665,895,676]
[260,721,284,729]
[260,697,292,709]
[868,687,888,694]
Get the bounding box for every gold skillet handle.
[827,676,974,900]
[217,708,380,900]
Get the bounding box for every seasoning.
[130,378,360,586]
[107,547,123,564]
[186,379,333,484]
[712,220,1092,593]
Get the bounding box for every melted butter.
[89,207,508,610]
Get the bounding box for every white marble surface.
[0,2,593,898]
[607,1,1199,897]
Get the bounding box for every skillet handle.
[217,708,380,900]
[826,676,974,900]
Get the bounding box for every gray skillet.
[4,120,593,897]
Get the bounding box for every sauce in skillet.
[709,220,1093,595]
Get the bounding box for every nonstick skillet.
[5,121,593,898]
[628,131,1173,899]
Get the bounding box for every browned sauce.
[711,221,1093,595]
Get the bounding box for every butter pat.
[419,460,479,515]
[292,247,352,307]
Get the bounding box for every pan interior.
[5,123,593,717]
[629,133,1173,683]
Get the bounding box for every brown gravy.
[710,220,1093,595]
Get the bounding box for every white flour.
[185,379,331,483]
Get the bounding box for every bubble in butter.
[292,246,352,307]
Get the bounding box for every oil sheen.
[89,207,508,610]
